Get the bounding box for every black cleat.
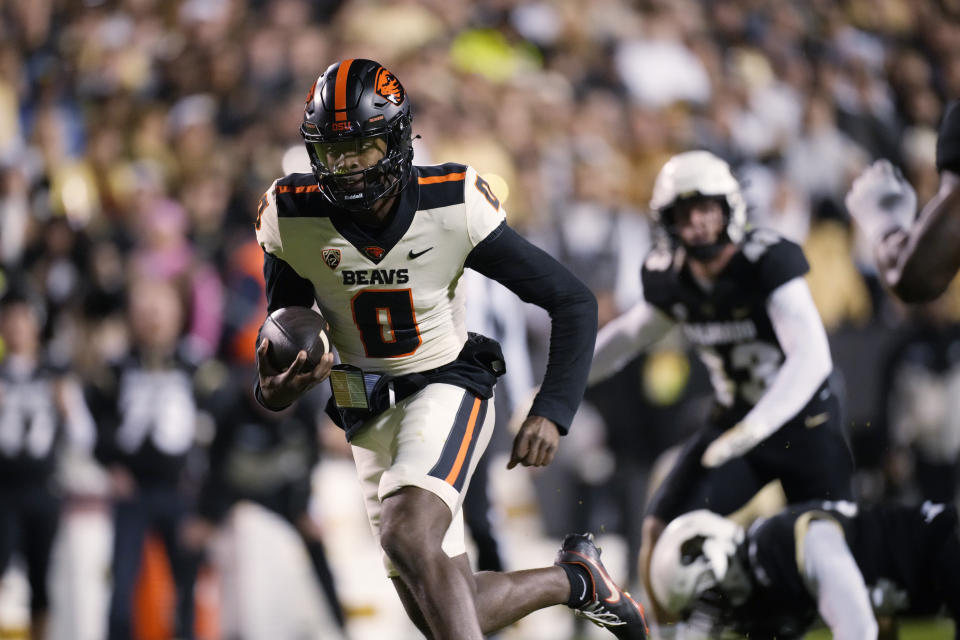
[555,533,649,640]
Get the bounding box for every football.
[257,306,330,372]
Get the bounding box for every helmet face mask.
[659,195,733,260]
[300,59,414,212]
[307,135,389,175]
[304,133,396,209]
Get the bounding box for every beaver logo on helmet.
[375,67,405,106]
[305,78,318,107]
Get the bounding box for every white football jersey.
[256,163,505,375]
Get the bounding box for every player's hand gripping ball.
[257,306,330,372]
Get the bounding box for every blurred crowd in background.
[3,0,960,637]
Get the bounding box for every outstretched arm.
[802,521,878,640]
[741,277,831,433]
[588,300,674,386]
[876,170,960,302]
[702,277,831,467]
[846,100,960,303]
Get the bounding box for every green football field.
[805,618,955,639]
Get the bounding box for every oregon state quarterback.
[254,59,647,640]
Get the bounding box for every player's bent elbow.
[563,285,599,333]
[575,284,599,322]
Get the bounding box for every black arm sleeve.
[465,221,598,434]
[263,252,316,312]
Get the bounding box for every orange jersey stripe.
[335,58,354,121]
[275,184,320,194]
[418,172,466,185]
[444,397,481,485]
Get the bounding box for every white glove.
[844,159,917,243]
[701,421,766,468]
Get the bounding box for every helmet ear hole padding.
[650,151,746,246]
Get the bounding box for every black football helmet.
[300,59,414,211]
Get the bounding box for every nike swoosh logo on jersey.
[408,247,433,259]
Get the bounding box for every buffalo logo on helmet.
[375,67,405,106]
[323,248,341,269]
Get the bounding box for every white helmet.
[649,510,746,618]
[649,150,747,245]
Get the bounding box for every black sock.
[560,562,593,608]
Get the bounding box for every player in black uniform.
[589,150,855,624]
[878,307,960,505]
[253,59,647,639]
[86,278,205,640]
[189,370,347,632]
[649,501,960,638]
[0,283,92,640]
[846,100,960,303]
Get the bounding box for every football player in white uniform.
[254,59,648,639]
[588,150,855,625]
[845,100,960,303]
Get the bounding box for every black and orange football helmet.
[300,59,414,212]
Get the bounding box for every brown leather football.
[257,306,330,372]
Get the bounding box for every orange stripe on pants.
[444,397,481,486]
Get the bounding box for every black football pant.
[107,485,202,640]
[647,382,855,522]
[0,483,60,615]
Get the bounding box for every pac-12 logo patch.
[323,248,341,269]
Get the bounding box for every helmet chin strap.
[684,241,729,261]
